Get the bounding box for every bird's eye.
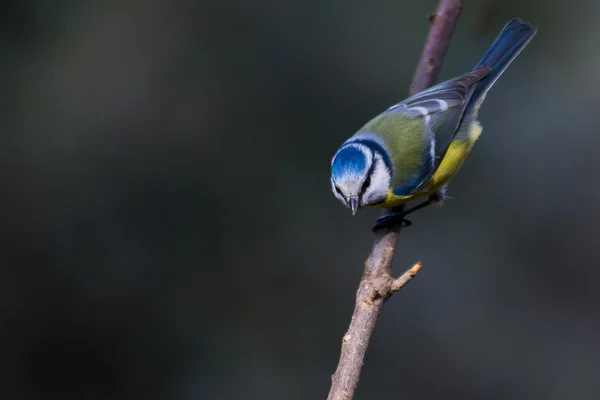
[335,186,343,195]
[361,176,371,193]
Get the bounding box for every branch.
[327,1,463,399]
[391,261,423,292]
[411,0,463,95]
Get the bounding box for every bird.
[330,18,536,230]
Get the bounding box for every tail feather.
[468,18,536,111]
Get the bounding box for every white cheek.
[361,161,390,205]
[334,191,347,204]
[331,180,347,205]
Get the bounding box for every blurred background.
[2,0,600,399]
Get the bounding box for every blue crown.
[332,146,367,180]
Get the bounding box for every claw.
[372,213,412,231]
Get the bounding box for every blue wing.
[380,18,535,196]
[384,68,490,194]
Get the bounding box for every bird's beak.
[349,197,358,216]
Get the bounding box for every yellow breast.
[375,120,482,208]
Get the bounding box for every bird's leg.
[372,192,443,231]
[373,205,413,231]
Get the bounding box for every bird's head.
[330,141,391,214]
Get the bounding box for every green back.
[359,113,429,193]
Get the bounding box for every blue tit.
[330,18,536,229]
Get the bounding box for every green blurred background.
[2,0,600,399]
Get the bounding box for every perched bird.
[330,18,536,230]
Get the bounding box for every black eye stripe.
[361,176,371,194]
[359,152,376,197]
[345,138,392,177]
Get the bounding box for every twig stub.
[391,261,423,292]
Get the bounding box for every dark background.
[2,0,600,399]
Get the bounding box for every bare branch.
[327,1,463,399]
[411,0,463,95]
[391,262,423,292]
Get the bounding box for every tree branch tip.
[390,262,423,292]
[409,261,423,275]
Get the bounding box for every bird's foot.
[372,213,412,231]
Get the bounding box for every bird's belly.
[375,120,482,208]
[428,138,475,189]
